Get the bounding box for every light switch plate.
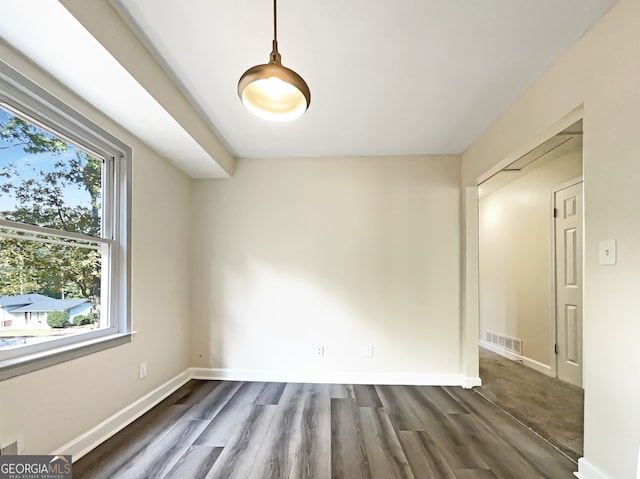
[598,239,616,265]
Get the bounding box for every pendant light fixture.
[238,0,310,122]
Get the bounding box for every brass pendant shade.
[238,0,310,122]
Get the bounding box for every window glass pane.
[0,106,103,237]
[0,62,130,379]
[0,232,103,351]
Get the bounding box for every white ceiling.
[0,0,618,177]
[112,0,615,158]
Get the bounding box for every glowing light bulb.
[241,76,308,122]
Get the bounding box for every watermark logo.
[0,455,72,479]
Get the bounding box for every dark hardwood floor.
[74,381,576,478]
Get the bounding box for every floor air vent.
[1,441,18,455]
[486,331,522,355]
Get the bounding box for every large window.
[0,61,130,380]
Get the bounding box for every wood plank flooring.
[73,381,576,479]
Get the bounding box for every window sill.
[0,332,133,381]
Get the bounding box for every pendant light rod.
[273,0,277,43]
[270,0,280,64]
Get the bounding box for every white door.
[554,181,583,388]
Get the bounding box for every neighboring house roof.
[0,295,91,313]
[0,293,52,308]
[10,299,90,313]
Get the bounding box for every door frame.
[551,176,584,383]
[463,105,584,383]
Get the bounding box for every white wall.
[479,146,582,367]
[463,0,640,477]
[191,156,464,382]
[0,44,192,455]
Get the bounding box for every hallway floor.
[477,347,584,461]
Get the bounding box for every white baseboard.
[479,340,553,376]
[574,458,613,479]
[52,369,191,461]
[191,367,473,387]
[463,376,482,388]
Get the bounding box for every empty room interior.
[0,1,639,478]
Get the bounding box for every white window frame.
[0,61,131,381]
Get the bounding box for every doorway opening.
[475,119,584,461]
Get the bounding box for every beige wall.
[463,0,640,477]
[4,2,638,476]
[0,44,192,454]
[191,156,463,380]
[479,146,582,367]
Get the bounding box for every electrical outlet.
[315,345,324,358]
[365,344,374,358]
[139,361,147,379]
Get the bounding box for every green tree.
[0,113,102,311]
[0,116,67,154]
[0,237,41,295]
